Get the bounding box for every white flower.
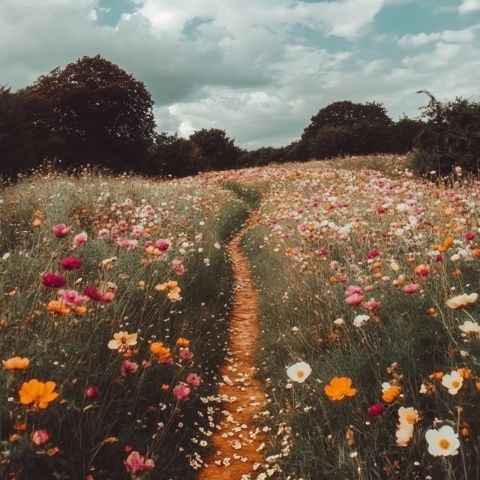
[353,314,370,328]
[458,320,480,334]
[333,318,345,326]
[398,407,419,427]
[446,293,478,309]
[396,424,414,447]
[396,203,410,213]
[441,370,463,395]
[425,425,460,457]
[1,252,10,261]
[450,253,460,262]
[286,361,312,383]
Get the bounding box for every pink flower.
[466,231,475,242]
[367,403,385,417]
[58,289,89,306]
[155,239,171,251]
[41,273,66,288]
[435,254,444,263]
[86,385,100,399]
[132,225,144,238]
[363,298,381,311]
[52,223,70,238]
[73,231,88,247]
[345,293,364,305]
[179,348,193,361]
[31,429,50,445]
[121,360,139,376]
[60,256,83,270]
[172,383,190,401]
[98,228,110,240]
[345,285,363,297]
[186,373,201,388]
[367,248,380,259]
[124,451,155,476]
[402,283,421,294]
[172,258,186,276]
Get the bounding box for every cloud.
[459,0,480,14]
[398,27,477,46]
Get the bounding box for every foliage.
[412,91,480,175]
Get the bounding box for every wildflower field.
[2,156,480,479]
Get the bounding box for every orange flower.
[457,368,471,379]
[3,357,30,371]
[324,376,357,401]
[46,300,70,315]
[150,342,172,362]
[19,379,59,409]
[382,385,401,403]
[431,371,444,381]
[471,248,480,258]
[176,337,190,348]
[155,280,182,301]
[436,236,454,252]
[108,331,138,351]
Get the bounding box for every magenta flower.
[73,231,88,247]
[60,256,83,270]
[367,403,385,417]
[345,293,364,305]
[58,289,89,306]
[367,248,380,259]
[84,286,104,302]
[86,385,100,399]
[41,272,66,288]
[172,383,190,401]
[124,451,155,476]
[52,223,70,238]
[402,283,421,294]
[466,231,475,242]
[155,239,171,251]
[121,360,139,376]
[186,373,201,388]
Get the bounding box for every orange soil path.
[199,213,267,480]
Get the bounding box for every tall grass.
[0,171,249,479]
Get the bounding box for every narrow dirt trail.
[199,212,267,480]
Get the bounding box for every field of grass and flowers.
[0,169,251,479]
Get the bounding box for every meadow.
[2,156,480,479]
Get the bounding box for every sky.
[0,0,479,148]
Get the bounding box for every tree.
[189,128,241,171]
[389,116,424,153]
[412,91,480,175]
[20,55,155,171]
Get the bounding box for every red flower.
[60,256,83,270]
[367,403,385,417]
[367,248,381,259]
[84,286,103,301]
[41,273,66,288]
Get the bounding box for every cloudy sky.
[1,0,479,148]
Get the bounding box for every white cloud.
[398,27,477,46]
[459,0,480,14]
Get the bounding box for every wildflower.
[108,332,138,351]
[396,424,414,447]
[172,383,191,401]
[19,379,59,409]
[52,224,70,238]
[446,293,478,309]
[425,425,460,457]
[179,348,193,361]
[345,285,363,296]
[458,320,480,334]
[363,298,381,311]
[41,273,66,288]
[345,293,364,305]
[367,248,380,259]
[58,289,89,307]
[73,231,88,247]
[150,342,173,364]
[155,280,182,301]
[324,376,357,401]
[441,370,463,395]
[31,430,50,445]
[60,256,83,270]
[172,258,186,276]
[465,231,475,242]
[186,373,201,388]
[46,300,71,315]
[84,286,104,302]
[402,283,421,294]
[286,361,312,383]
[3,357,30,370]
[124,450,155,476]
[85,385,100,399]
[334,318,345,326]
[176,338,190,348]
[398,407,419,426]
[414,264,430,277]
[382,383,401,403]
[155,239,171,251]
[121,360,139,376]
[367,403,385,417]
[436,236,454,253]
[353,314,370,328]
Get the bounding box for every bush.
[412,92,480,175]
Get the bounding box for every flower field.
[2,157,480,480]
[0,170,250,479]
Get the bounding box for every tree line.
[1,55,479,179]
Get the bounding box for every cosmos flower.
[441,370,463,395]
[60,256,83,270]
[172,383,191,401]
[41,272,66,288]
[19,379,59,409]
[286,361,312,383]
[425,425,460,457]
[108,332,138,351]
[3,357,30,370]
[324,376,357,401]
[52,223,70,238]
[446,293,478,309]
[124,451,155,476]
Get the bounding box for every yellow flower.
[108,331,138,351]
[155,280,182,301]
[3,357,30,371]
[19,379,59,409]
[324,376,357,401]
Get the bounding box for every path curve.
[199,212,267,480]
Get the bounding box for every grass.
[0,170,250,479]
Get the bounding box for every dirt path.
[199,213,267,480]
